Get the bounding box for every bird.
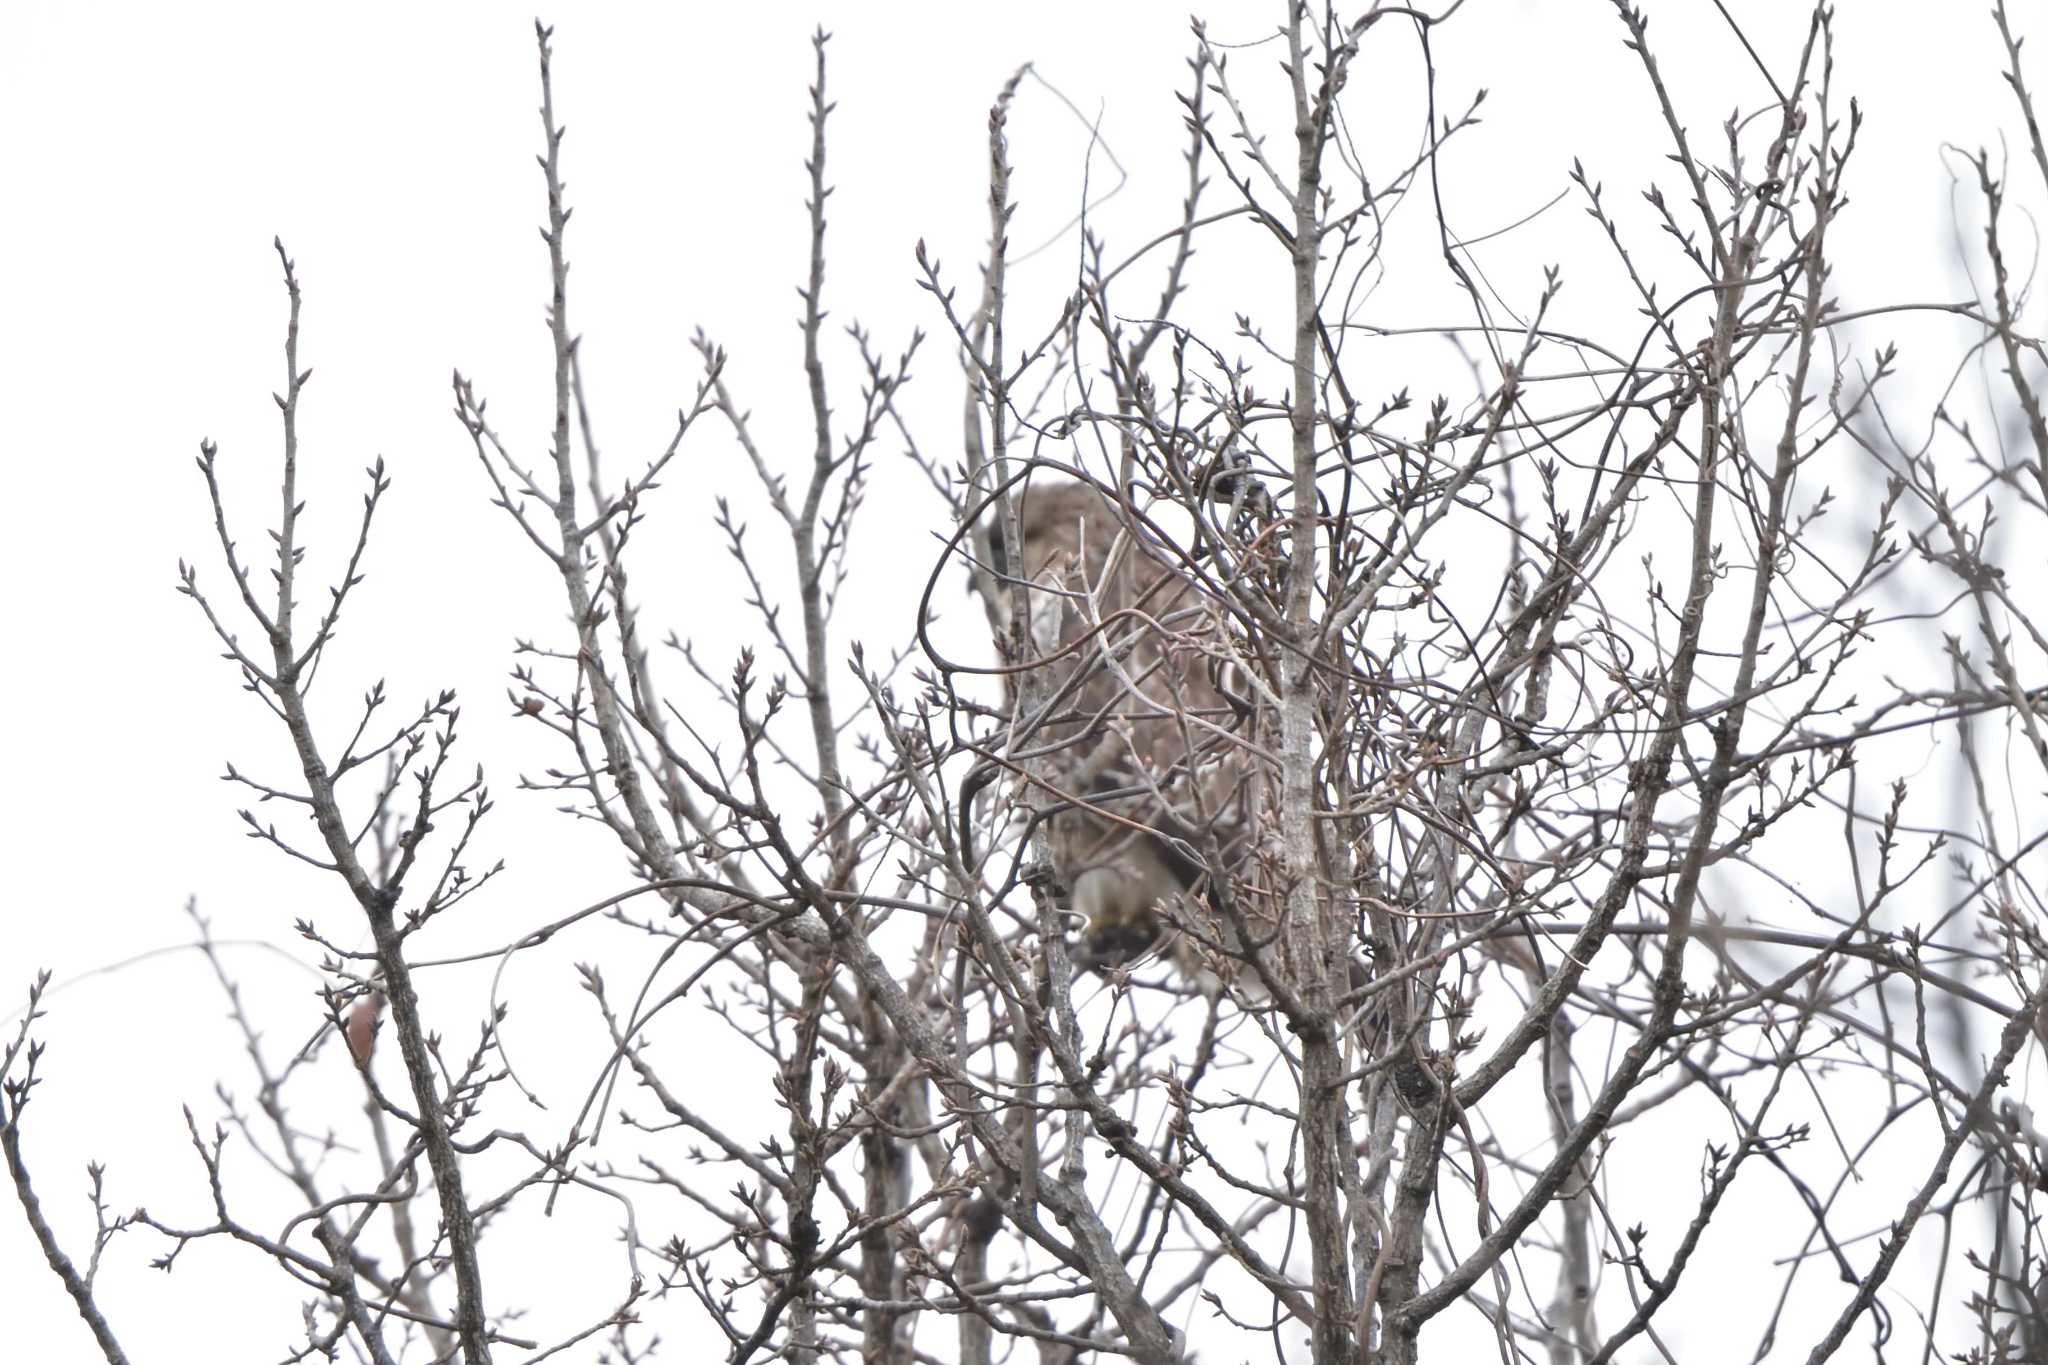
[1009,480,1259,987]
[343,990,384,1070]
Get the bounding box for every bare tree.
[16,3,2048,1362]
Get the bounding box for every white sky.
[4,2,2041,1360]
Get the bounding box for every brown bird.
[343,991,384,1070]
[1010,481,1260,986]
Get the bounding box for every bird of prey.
[1008,480,1259,983]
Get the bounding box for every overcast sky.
[4,3,2040,1360]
